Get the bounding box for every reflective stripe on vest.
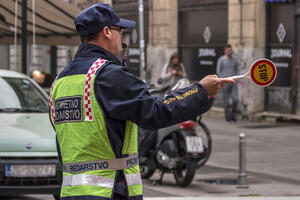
[62,174,114,188]
[62,173,142,188]
[63,153,139,174]
[125,174,142,186]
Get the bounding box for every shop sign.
[276,23,286,43]
[126,28,140,76]
[268,47,292,86]
[203,26,211,44]
[270,48,292,68]
[127,47,140,76]
[197,47,217,67]
[131,29,138,44]
[183,46,224,80]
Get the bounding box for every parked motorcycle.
[138,79,213,187]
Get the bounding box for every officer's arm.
[94,65,209,130]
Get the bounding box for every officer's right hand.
[199,75,235,96]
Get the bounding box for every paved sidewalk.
[142,116,300,198]
[200,116,300,183]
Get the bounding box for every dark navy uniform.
[56,43,209,198]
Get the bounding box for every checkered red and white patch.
[48,76,58,121]
[48,58,107,122]
[84,58,107,121]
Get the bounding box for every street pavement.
[201,115,300,186]
[1,115,300,199]
[142,115,300,199]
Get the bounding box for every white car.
[0,70,61,199]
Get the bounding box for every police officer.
[49,3,234,200]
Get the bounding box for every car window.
[0,77,48,112]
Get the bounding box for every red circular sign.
[250,59,277,87]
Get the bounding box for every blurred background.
[0,0,299,119]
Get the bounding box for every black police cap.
[74,4,136,37]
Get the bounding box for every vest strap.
[84,58,107,122]
[63,153,139,174]
[48,75,59,121]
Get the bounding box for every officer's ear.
[102,26,112,40]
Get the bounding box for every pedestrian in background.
[160,53,187,88]
[217,44,239,122]
[49,4,235,200]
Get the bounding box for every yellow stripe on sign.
[253,63,274,84]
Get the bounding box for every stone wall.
[72,0,111,9]
[147,0,178,85]
[228,0,266,118]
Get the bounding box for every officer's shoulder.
[97,61,129,77]
[102,61,127,72]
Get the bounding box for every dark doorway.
[265,2,295,114]
[113,0,149,77]
[178,2,228,81]
[295,16,300,114]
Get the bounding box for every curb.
[204,107,300,123]
[203,107,224,119]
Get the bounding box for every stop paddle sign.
[250,59,277,87]
[225,58,277,87]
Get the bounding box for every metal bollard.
[237,133,249,188]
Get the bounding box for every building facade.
[113,0,299,118]
[265,0,300,115]
[1,0,299,118]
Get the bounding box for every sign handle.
[224,72,250,81]
[222,58,277,87]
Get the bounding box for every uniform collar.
[75,43,121,65]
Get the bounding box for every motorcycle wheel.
[174,158,197,187]
[196,119,212,168]
[173,134,197,187]
[140,158,155,179]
